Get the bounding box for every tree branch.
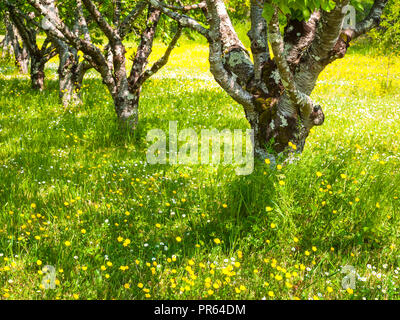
[206,0,255,112]
[81,0,118,41]
[148,0,209,38]
[162,1,207,12]
[119,1,147,39]
[268,8,310,108]
[137,24,183,86]
[350,0,389,39]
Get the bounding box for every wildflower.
[214,238,221,244]
[268,291,274,297]
[64,241,71,247]
[346,288,354,294]
[176,237,182,242]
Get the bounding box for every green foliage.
[369,0,400,54]
[225,0,251,20]
[262,0,367,23]
[262,0,337,22]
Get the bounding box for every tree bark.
[7,4,58,90]
[2,12,29,74]
[113,86,140,129]
[30,54,45,90]
[150,0,387,161]
[15,42,29,74]
[55,39,90,107]
[1,14,14,58]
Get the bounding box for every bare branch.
[162,1,206,12]
[128,6,162,86]
[148,0,209,38]
[137,24,183,86]
[268,7,310,108]
[27,0,114,85]
[7,4,38,54]
[351,0,389,39]
[81,0,118,41]
[76,0,92,42]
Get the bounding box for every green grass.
[0,39,400,300]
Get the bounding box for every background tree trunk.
[30,54,45,91]
[2,13,29,74]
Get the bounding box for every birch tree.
[28,0,182,129]
[149,0,389,160]
[1,11,29,73]
[6,3,57,90]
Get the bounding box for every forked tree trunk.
[29,0,181,131]
[56,40,88,107]
[205,0,324,158]
[7,5,58,91]
[151,0,388,161]
[30,55,45,90]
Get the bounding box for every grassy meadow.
[0,35,400,300]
